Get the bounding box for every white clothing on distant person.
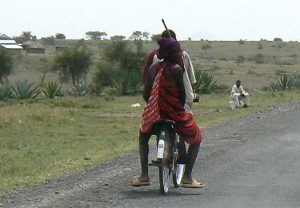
[230,84,250,109]
[150,51,196,112]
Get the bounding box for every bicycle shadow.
[122,187,204,199]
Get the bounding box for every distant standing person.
[229,80,250,109]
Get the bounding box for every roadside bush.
[0,48,13,85]
[42,81,62,99]
[111,70,142,95]
[194,71,218,94]
[291,74,300,89]
[94,62,120,86]
[254,54,265,64]
[94,40,146,95]
[92,82,106,96]
[236,55,245,63]
[0,84,13,101]
[11,80,40,99]
[71,80,91,96]
[53,48,92,85]
[270,74,293,91]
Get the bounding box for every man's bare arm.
[143,64,158,103]
[172,65,186,105]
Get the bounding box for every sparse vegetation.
[236,55,245,63]
[53,48,92,85]
[270,74,293,91]
[11,80,40,100]
[0,49,13,85]
[254,53,265,64]
[194,70,218,94]
[42,81,62,99]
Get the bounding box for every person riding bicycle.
[130,37,204,188]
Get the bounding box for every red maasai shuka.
[141,63,203,145]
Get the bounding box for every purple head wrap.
[157,37,181,59]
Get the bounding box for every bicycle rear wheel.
[173,164,185,188]
[172,139,186,187]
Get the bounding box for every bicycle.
[148,119,187,194]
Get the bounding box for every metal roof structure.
[0,39,17,44]
[0,44,23,49]
[0,38,22,50]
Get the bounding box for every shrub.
[194,71,218,94]
[201,44,211,53]
[111,71,142,95]
[43,81,62,99]
[11,80,40,99]
[71,81,91,96]
[258,42,263,49]
[0,48,13,84]
[270,74,293,91]
[254,54,265,64]
[291,74,300,89]
[236,55,245,63]
[0,84,13,101]
[92,82,106,96]
[53,48,92,85]
[273,37,283,42]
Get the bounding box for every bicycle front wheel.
[159,166,170,194]
[158,132,172,194]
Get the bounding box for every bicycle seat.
[160,119,175,125]
[150,119,176,135]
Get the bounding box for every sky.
[1,0,300,41]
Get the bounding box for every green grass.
[1,91,300,193]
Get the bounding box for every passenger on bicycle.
[130,37,204,188]
[143,29,198,112]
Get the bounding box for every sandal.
[181,179,205,188]
[129,178,150,187]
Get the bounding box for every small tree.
[110,35,126,41]
[273,37,283,42]
[142,32,150,40]
[258,42,263,49]
[53,48,92,85]
[129,31,143,41]
[85,31,107,40]
[151,34,161,41]
[254,53,265,64]
[201,44,211,53]
[236,55,245,63]
[41,36,55,45]
[0,49,13,84]
[14,31,36,43]
[95,40,146,95]
[238,39,245,44]
[55,33,66,39]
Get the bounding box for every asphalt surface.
[1,102,300,208]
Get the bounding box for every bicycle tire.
[158,131,171,194]
[173,164,185,188]
[173,140,186,187]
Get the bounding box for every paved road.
[1,103,300,208]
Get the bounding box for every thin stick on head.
[161,19,171,38]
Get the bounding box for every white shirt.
[231,84,246,95]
